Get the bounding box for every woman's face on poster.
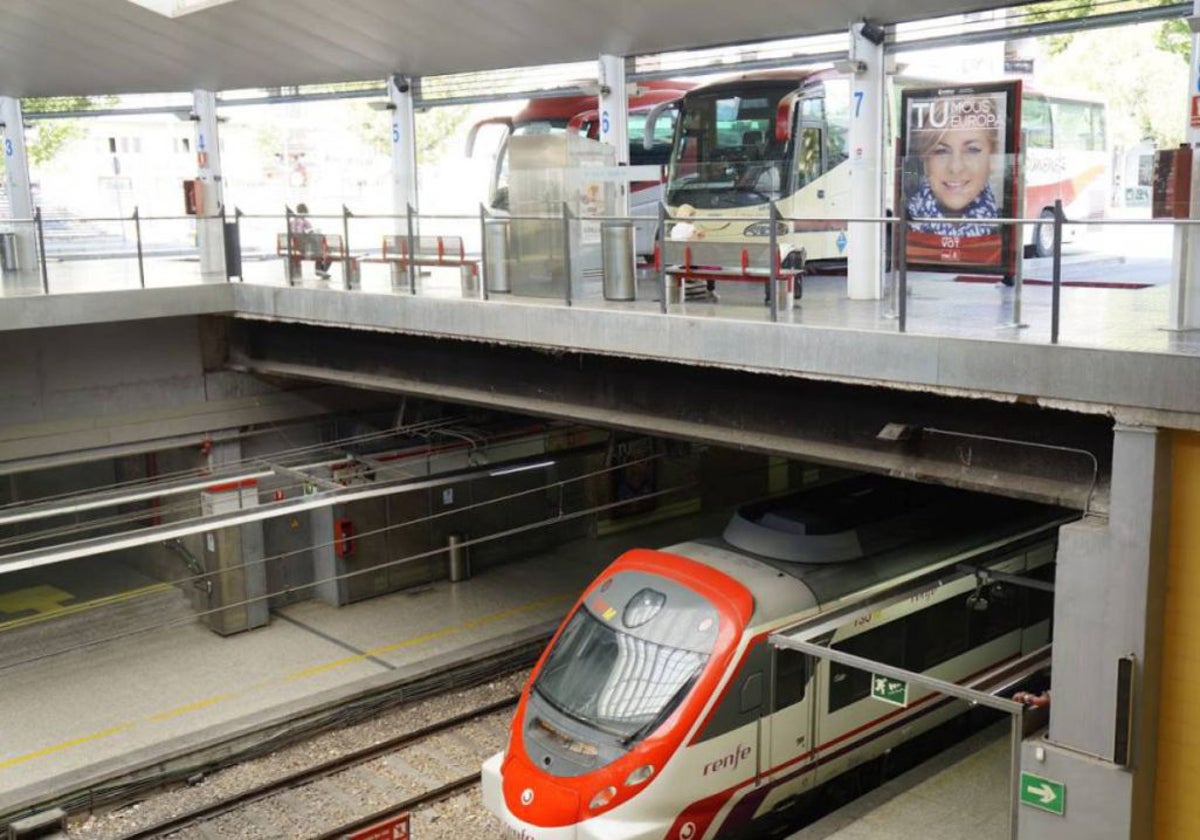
[922,127,994,214]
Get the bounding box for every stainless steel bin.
[484,218,511,294]
[601,220,636,301]
[0,232,19,272]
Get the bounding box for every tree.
[1024,0,1191,60]
[21,96,117,167]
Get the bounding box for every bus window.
[1051,100,1105,151]
[822,79,851,169]
[1023,96,1052,150]
[796,125,823,188]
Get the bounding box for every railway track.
[106,696,517,840]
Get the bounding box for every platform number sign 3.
[4,137,12,157]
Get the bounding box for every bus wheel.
[1033,209,1056,259]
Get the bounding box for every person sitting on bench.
[291,203,332,279]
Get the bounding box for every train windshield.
[534,595,715,741]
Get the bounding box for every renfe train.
[482,474,1073,839]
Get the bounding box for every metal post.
[885,215,900,319]
[1011,144,1027,327]
[768,204,779,322]
[406,202,417,294]
[1051,199,1064,344]
[134,206,145,289]
[233,206,244,283]
[562,201,573,307]
[447,533,470,582]
[285,206,296,286]
[657,202,668,314]
[217,203,227,283]
[1009,707,1024,840]
[897,205,908,333]
[34,206,48,295]
[342,204,353,289]
[479,203,490,301]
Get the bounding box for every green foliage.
[1023,0,1191,60]
[1154,18,1192,60]
[21,95,117,167]
[349,102,473,166]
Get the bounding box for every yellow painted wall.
[1154,430,1200,837]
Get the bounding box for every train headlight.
[744,221,788,237]
[588,785,618,811]
[623,588,665,628]
[624,764,655,787]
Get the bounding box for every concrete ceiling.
[1,0,1023,99]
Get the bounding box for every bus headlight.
[624,764,655,787]
[744,221,788,237]
[589,786,618,811]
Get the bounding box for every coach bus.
[651,69,1107,267]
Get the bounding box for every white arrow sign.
[1026,782,1057,805]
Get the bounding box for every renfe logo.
[703,744,752,776]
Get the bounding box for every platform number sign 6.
[601,111,610,136]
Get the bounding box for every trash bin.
[601,220,636,301]
[222,222,241,280]
[460,263,480,298]
[345,257,362,290]
[0,232,19,272]
[484,218,511,294]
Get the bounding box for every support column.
[192,90,226,282]
[1020,425,1170,839]
[846,22,885,300]
[598,54,630,215]
[1167,0,1200,329]
[388,74,418,216]
[0,96,38,274]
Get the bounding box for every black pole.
[285,205,296,286]
[134,206,145,288]
[35,206,49,294]
[1051,198,1064,345]
[658,202,668,314]
[342,204,354,289]
[897,204,908,333]
[406,202,417,294]
[768,203,779,322]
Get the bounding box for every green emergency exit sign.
[1020,771,1066,816]
[870,674,908,707]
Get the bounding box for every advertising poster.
[900,81,1022,275]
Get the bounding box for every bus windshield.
[666,85,795,209]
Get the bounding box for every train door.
[763,647,817,803]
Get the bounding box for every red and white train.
[482,474,1071,839]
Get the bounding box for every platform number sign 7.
[853,91,864,118]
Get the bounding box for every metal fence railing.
[1,202,1186,350]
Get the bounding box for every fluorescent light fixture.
[489,460,554,477]
[126,0,240,18]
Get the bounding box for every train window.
[904,596,969,673]
[696,642,772,743]
[828,625,905,713]
[774,648,809,710]
[1023,562,1056,629]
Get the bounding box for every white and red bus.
[466,79,694,257]
[652,69,1108,267]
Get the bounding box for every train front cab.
[481,547,756,840]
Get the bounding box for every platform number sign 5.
[393,123,400,144]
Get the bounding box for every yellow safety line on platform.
[285,592,571,681]
[0,724,134,771]
[0,582,175,633]
[0,591,573,774]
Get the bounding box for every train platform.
[788,721,1013,840]
[0,508,729,819]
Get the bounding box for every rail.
[2,201,1193,349]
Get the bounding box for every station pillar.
[846,22,885,300]
[598,53,630,216]
[0,96,38,275]
[192,89,226,282]
[1020,424,1170,838]
[388,74,419,219]
[1168,0,1200,329]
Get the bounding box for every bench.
[362,235,481,291]
[658,240,803,309]
[276,232,353,285]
